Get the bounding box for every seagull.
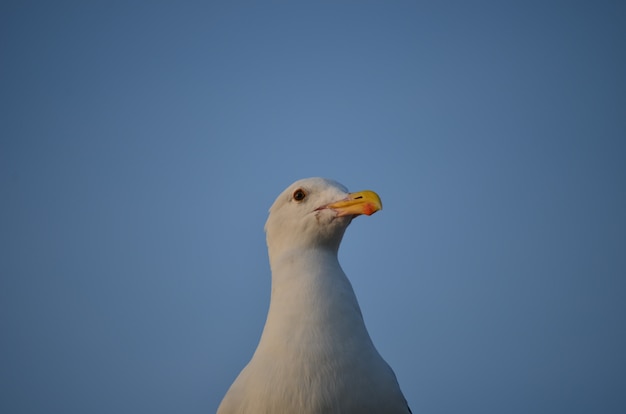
[218,178,411,413]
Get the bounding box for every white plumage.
[218,178,410,413]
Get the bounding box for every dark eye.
[293,189,306,202]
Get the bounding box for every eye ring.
[293,188,307,202]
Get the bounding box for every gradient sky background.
[2,1,625,413]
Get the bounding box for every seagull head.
[265,178,382,258]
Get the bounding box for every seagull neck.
[267,246,363,318]
[258,246,372,356]
[269,247,339,274]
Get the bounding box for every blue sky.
[1,1,625,413]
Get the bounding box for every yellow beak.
[323,190,383,217]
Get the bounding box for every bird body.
[218,178,410,413]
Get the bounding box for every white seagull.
[218,178,411,413]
